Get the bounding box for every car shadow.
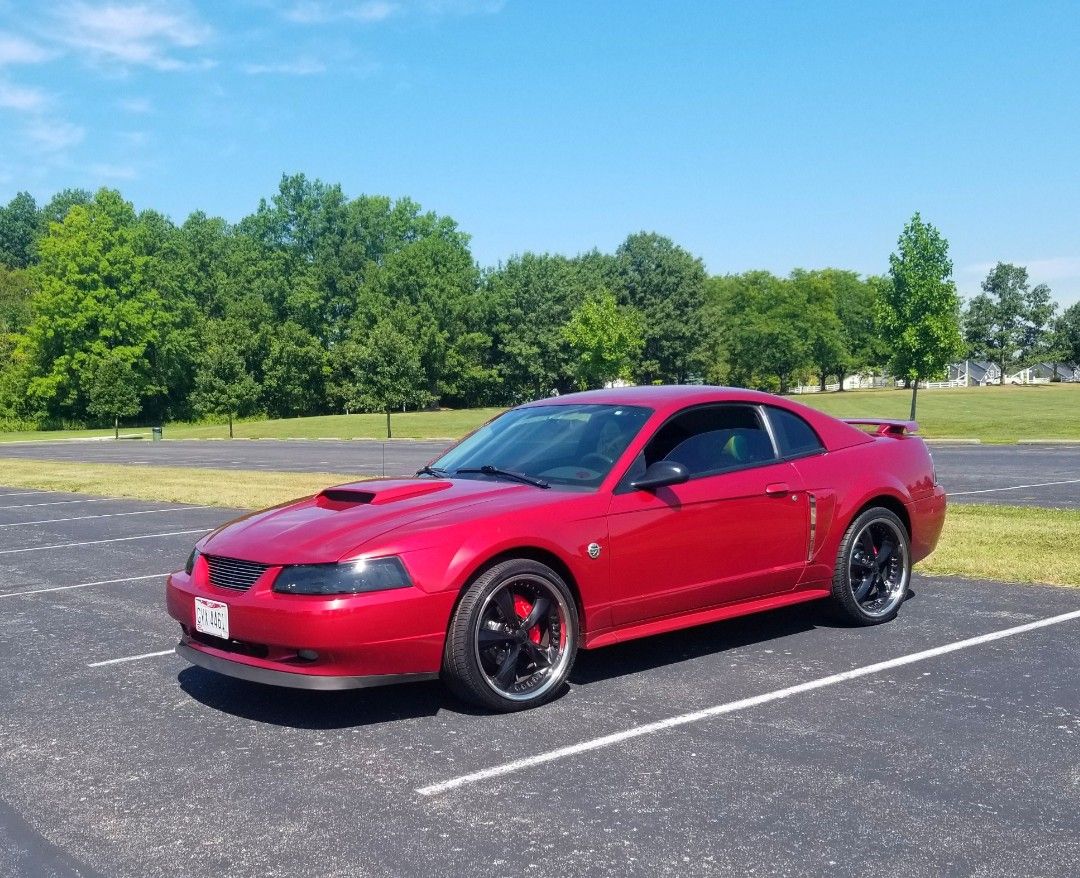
[570,602,824,685]
[178,591,921,726]
[177,667,450,729]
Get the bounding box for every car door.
[605,404,809,626]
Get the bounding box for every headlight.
[185,548,200,575]
[273,557,413,595]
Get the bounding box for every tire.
[442,558,579,712]
[828,506,911,626]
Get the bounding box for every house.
[946,360,1001,386]
[1005,363,1079,384]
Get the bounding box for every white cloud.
[90,161,138,179]
[24,117,86,151]
[0,32,53,65]
[243,58,326,75]
[352,1,398,22]
[0,79,48,111]
[51,2,213,71]
[280,0,503,24]
[420,0,504,14]
[118,96,152,112]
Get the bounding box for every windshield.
[430,403,653,489]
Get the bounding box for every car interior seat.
[721,429,773,465]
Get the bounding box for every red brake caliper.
[513,595,543,644]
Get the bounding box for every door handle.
[765,482,790,496]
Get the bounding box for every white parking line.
[0,573,170,598]
[0,529,207,555]
[949,477,1080,496]
[0,506,207,529]
[87,649,176,668]
[0,498,109,509]
[416,608,1080,797]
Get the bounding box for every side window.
[768,407,824,458]
[643,405,777,478]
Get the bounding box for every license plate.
[194,597,229,640]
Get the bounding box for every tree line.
[1,176,1078,433]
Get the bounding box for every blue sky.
[1,1,1078,305]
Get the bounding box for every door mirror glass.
[631,460,689,491]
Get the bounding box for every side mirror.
[631,460,689,491]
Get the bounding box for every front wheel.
[828,507,911,625]
[442,559,579,712]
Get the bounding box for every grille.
[205,555,270,591]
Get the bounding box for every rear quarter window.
[768,407,825,458]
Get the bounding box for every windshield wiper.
[415,465,451,478]
[455,465,550,489]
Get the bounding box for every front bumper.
[166,565,456,685]
[175,642,438,690]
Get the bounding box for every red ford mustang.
[167,386,946,711]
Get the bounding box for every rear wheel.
[829,507,910,625]
[442,558,579,712]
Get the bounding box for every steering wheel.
[579,452,614,472]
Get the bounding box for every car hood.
[198,477,533,564]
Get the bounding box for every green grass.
[919,503,1080,587]
[0,408,504,443]
[0,459,366,509]
[793,383,1080,443]
[2,384,1079,444]
[0,426,135,443]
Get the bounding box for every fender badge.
[587,542,602,559]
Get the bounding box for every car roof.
[524,385,796,410]
[522,385,872,451]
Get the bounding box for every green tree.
[791,269,848,390]
[563,289,644,389]
[21,189,194,423]
[963,263,1057,383]
[484,252,607,402]
[40,189,92,228]
[881,213,963,418]
[615,233,706,384]
[360,234,490,405]
[0,265,34,333]
[329,320,431,437]
[706,271,811,392]
[1052,302,1080,371]
[190,321,261,437]
[261,321,326,417]
[87,352,143,439]
[0,192,39,268]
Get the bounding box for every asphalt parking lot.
[1,439,1079,508]
[0,487,1077,878]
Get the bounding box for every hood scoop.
[316,479,452,509]
[320,488,375,505]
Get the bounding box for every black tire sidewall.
[442,558,579,712]
[830,507,911,626]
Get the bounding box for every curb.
[1017,439,1080,445]
[924,438,982,445]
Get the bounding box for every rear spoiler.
[842,418,919,437]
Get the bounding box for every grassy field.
[919,503,1080,587]
[1,385,1077,444]
[0,460,364,509]
[794,383,1080,442]
[0,456,1074,586]
[0,408,503,443]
